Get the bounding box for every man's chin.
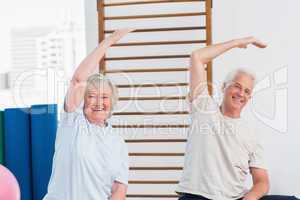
[229,103,243,111]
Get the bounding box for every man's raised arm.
[189,37,267,100]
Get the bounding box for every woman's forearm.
[64,28,134,112]
[71,40,111,83]
[71,28,134,83]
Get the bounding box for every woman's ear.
[222,83,226,93]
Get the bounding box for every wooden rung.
[125,139,187,143]
[112,40,206,46]
[118,96,186,101]
[104,12,206,20]
[129,153,185,156]
[105,54,189,60]
[130,166,183,170]
[105,67,188,73]
[129,180,179,184]
[113,111,188,115]
[116,83,188,88]
[113,124,189,128]
[103,0,204,7]
[105,26,206,33]
[127,194,179,198]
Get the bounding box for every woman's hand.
[234,37,267,49]
[109,181,127,200]
[104,28,135,46]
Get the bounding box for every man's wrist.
[243,192,260,200]
[230,39,240,48]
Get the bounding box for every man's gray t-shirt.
[176,88,267,200]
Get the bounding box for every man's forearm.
[191,39,238,64]
[244,182,269,200]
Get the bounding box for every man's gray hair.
[223,68,257,86]
[85,73,119,110]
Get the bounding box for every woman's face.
[83,83,113,126]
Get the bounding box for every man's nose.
[237,89,245,97]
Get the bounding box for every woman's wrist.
[98,39,112,49]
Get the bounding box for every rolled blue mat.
[30,104,57,200]
[0,111,4,165]
[4,107,32,200]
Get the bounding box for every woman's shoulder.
[59,107,85,126]
[106,127,127,148]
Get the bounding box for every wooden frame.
[97,0,212,198]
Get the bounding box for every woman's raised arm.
[64,28,134,112]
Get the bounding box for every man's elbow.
[191,51,204,62]
[190,51,206,70]
[264,179,270,194]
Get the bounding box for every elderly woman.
[43,29,134,200]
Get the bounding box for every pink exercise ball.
[0,164,20,200]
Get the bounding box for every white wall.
[84,0,300,196]
[212,0,300,195]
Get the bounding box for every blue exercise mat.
[4,107,32,200]
[0,111,4,164]
[30,104,57,200]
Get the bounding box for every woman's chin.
[87,114,108,125]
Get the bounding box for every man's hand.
[243,193,259,200]
[242,168,269,200]
[235,37,267,49]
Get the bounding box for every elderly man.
[176,37,298,200]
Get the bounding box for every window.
[0,0,86,110]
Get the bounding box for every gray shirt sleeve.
[249,141,268,170]
[188,87,219,116]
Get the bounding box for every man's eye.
[234,84,241,89]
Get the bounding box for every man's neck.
[220,104,241,118]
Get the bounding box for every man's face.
[223,73,254,113]
[83,83,113,125]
